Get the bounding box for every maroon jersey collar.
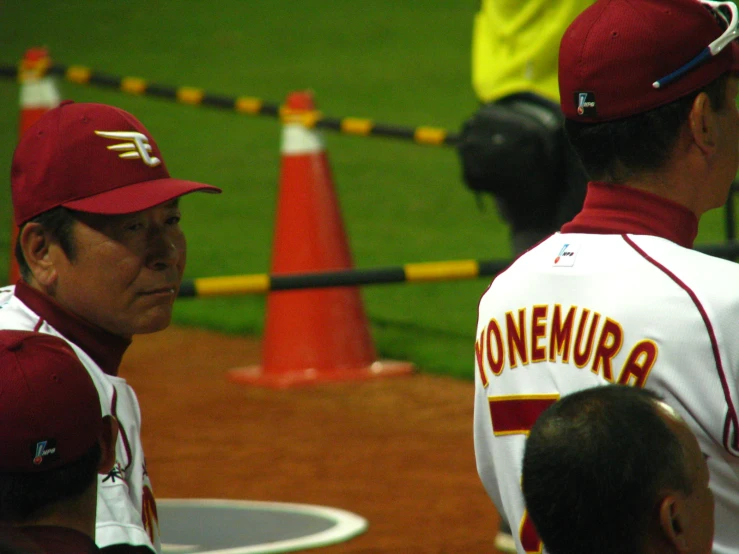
[15,281,130,376]
[560,182,698,249]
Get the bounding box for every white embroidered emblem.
[95,130,161,167]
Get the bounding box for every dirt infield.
[120,326,504,553]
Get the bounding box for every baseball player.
[0,330,119,554]
[473,0,739,553]
[1,101,221,553]
[458,0,593,258]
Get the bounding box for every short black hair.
[14,207,78,282]
[522,385,690,554]
[0,442,101,523]
[565,74,729,182]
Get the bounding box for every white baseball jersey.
[0,282,160,553]
[474,182,739,554]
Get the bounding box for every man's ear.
[659,494,689,553]
[19,222,58,288]
[688,91,719,157]
[97,415,119,475]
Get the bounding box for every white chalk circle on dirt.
[158,498,368,554]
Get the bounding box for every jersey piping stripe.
[623,234,739,455]
[110,387,133,471]
[725,416,733,456]
[33,318,43,332]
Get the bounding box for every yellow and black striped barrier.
[0,63,458,147]
[178,258,510,298]
[177,240,739,298]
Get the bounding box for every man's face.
[677,421,714,554]
[658,403,714,554]
[49,199,186,338]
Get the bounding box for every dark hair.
[565,74,729,182]
[14,207,78,282]
[522,385,691,554]
[0,443,101,523]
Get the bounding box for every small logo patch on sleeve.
[553,243,579,267]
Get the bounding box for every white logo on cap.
[94,130,161,167]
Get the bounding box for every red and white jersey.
[0,282,160,553]
[474,183,739,554]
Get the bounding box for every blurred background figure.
[459,2,593,549]
[0,331,118,554]
[457,0,593,256]
[523,385,714,554]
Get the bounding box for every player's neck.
[18,485,97,540]
[621,167,711,219]
[621,124,729,218]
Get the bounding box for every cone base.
[227,360,415,389]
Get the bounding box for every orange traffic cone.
[227,91,414,388]
[8,47,60,285]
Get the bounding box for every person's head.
[558,0,739,214]
[522,385,713,554]
[11,101,221,338]
[0,331,118,529]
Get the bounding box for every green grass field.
[0,1,735,380]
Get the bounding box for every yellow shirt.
[472,0,593,103]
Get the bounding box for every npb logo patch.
[32,439,58,466]
[553,243,579,267]
[575,91,596,116]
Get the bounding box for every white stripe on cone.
[281,123,324,155]
[20,77,60,108]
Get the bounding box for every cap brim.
[62,178,222,215]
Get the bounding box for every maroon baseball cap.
[0,331,103,472]
[11,101,221,226]
[559,0,739,122]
